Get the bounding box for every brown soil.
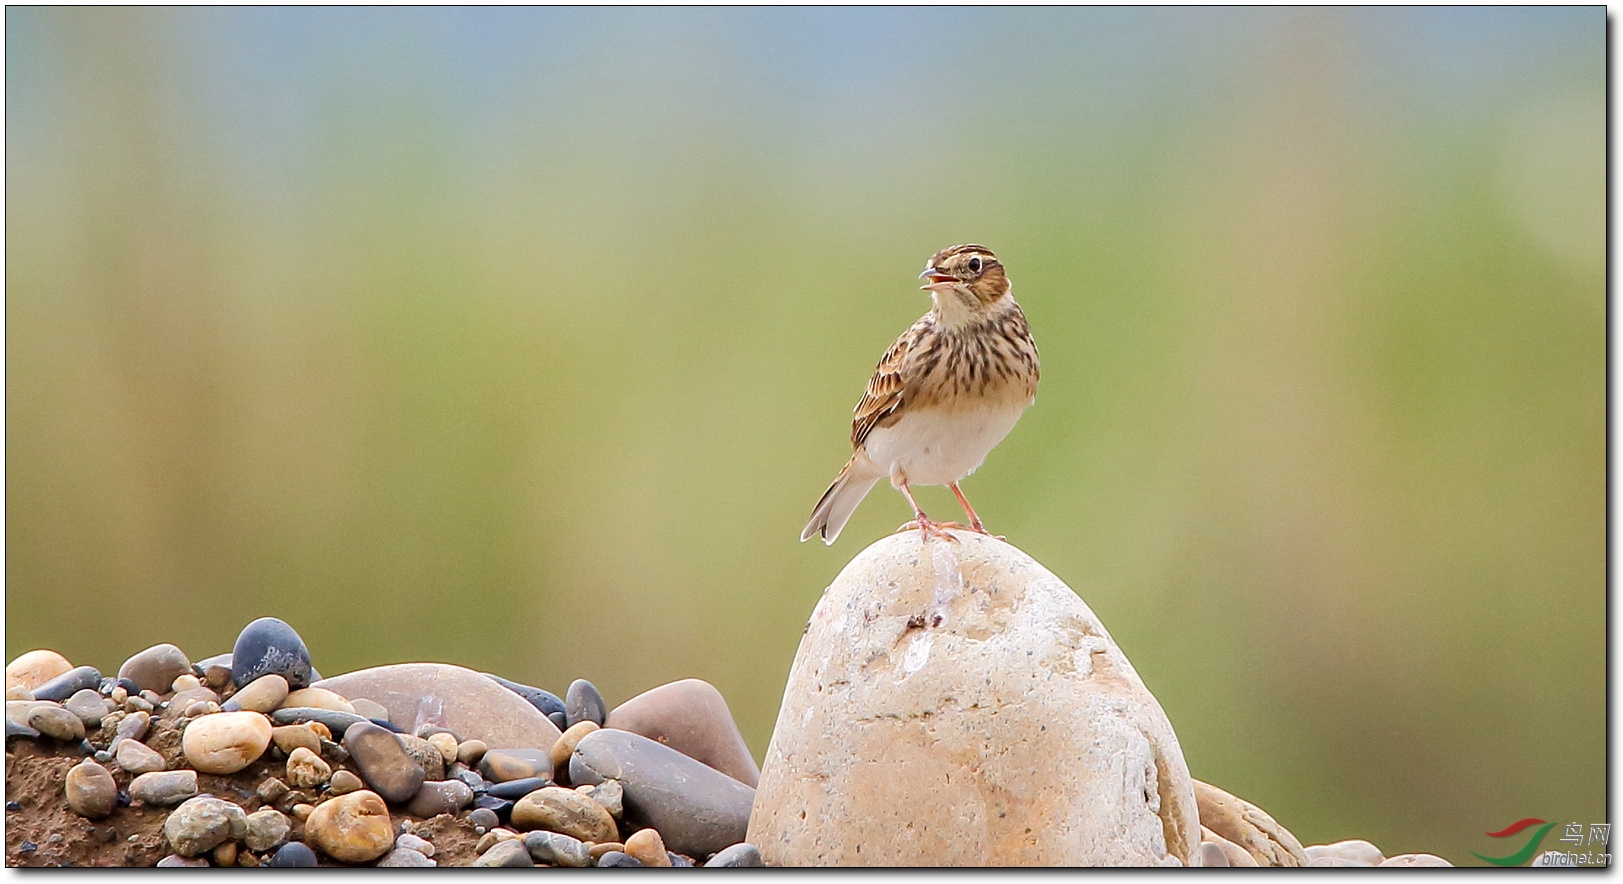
[5,713,483,868]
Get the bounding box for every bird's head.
[919,244,1010,321]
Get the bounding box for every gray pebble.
[64,689,112,727]
[579,779,623,820]
[487,777,549,800]
[571,728,755,858]
[243,808,291,852]
[130,770,199,806]
[466,807,500,831]
[565,679,606,728]
[117,644,191,694]
[597,850,643,867]
[397,733,445,781]
[405,779,473,818]
[342,721,425,803]
[114,738,166,775]
[548,711,568,731]
[474,838,535,867]
[704,842,764,868]
[164,795,246,857]
[115,710,151,745]
[267,841,319,868]
[28,705,86,742]
[479,747,552,783]
[155,854,209,868]
[6,718,40,741]
[377,847,436,867]
[524,830,593,867]
[32,666,102,702]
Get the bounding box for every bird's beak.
[919,266,956,287]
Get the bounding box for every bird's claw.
[896,517,962,542]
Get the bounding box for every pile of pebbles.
[5,617,764,868]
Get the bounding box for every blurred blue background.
[5,7,1603,865]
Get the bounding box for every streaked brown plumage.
[801,244,1039,545]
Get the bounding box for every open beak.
[919,267,956,287]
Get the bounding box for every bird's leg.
[949,482,1003,540]
[892,475,959,542]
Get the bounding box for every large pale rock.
[748,530,1200,867]
[1191,779,1306,867]
[314,663,561,751]
[6,650,73,691]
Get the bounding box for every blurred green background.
[5,7,1603,865]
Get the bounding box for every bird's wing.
[850,321,922,449]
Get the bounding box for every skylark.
[801,244,1039,545]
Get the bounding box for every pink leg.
[949,482,1002,539]
[892,476,960,542]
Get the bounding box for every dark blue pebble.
[669,853,693,867]
[6,719,40,741]
[565,679,607,728]
[19,841,36,854]
[473,795,515,819]
[548,711,568,731]
[32,666,102,702]
[270,707,367,736]
[231,617,314,690]
[482,674,566,718]
[6,801,21,812]
[116,790,131,808]
[597,851,643,868]
[487,777,549,800]
[368,717,404,733]
[268,842,319,868]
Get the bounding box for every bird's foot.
[896,516,962,542]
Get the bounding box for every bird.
[801,244,1040,545]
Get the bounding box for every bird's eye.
[968,256,982,274]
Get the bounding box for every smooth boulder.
[606,678,760,787]
[571,727,754,858]
[747,530,1201,866]
[315,663,562,751]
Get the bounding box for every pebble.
[117,644,192,694]
[474,828,518,853]
[169,687,221,709]
[474,794,515,818]
[223,674,289,714]
[377,846,436,867]
[625,828,673,867]
[115,709,151,745]
[589,842,626,860]
[329,769,365,795]
[606,678,761,786]
[669,852,694,867]
[343,721,426,803]
[213,840,239,867]
[597,850,643,867]
[510,786,618,844]
[405,779,474,818]
[156,854,209,868]
[28,704,86,741]
[267,841,319,868]
[466,808,500,832]
[231,617,315,690]
[316,663,562,752]
[305,789,396,863]
[286,746,332,788]
[292,803,315,821]
[1304,839,1383,865]
[114,737,167,774]
[482,673,567,718]
[398,733,445,781]
[32,666,102,703]
[549,711,568,731]
[1379,854,1453,867]
[6,718,40,741]
[457,739,488,766]
[524,830,593,867]
[283,687,354,713]
[194,653,234,690]
[64,689,112,727]
[270,722,323,756]
[475,838,535,867]
[130,770,199,805]
[164,795,247,857]
[64,759,118,819]
[1309,855,1371,867]
[349,697,390,721]
[172,673,202,693]
[396,832,436,857]
[565,679,607,728]
[704,842,764,868]
[271,707,367,736]
[257,776,291,805]
[570,727,754,858]
[550,720,599,782]
[181,710,272,774]
[427,732,459,764]
[1200,841,1230,867]
[243,808,291,852]
[487,777,550,800]
[124,696,153,714]
[6,685,33,701]
[6,650,73,691]
[578,779,623,820]
[479,747,553,783]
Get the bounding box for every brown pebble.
[427,732,459,765]
[213,841,238,867]
[271,723,323,756]
[456,739,488,766]
[257,777,291,805]
[292,803,315,821]
[550,720,600,780]
[588,841,625,861]
[624,828,672,867]
[328,769,364,795]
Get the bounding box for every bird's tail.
[800,458,881,545]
